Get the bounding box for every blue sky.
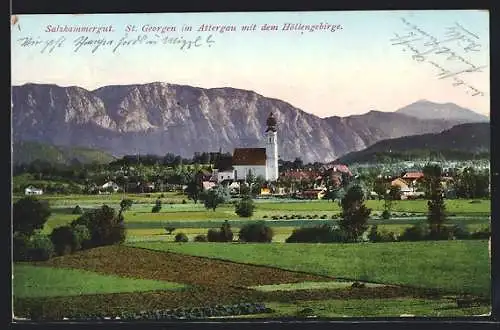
[11,10,489,117]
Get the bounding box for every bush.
[399,223,430,241]
[13,196,52,236]
[194,234,208,242]
[286,225,347,243]
[381,210,391,220]
[26,233,55,261]
[206,221,233,242]
[70,205,126,248]
[72,224,91,250]
[50,225,77,256]
[182,199,187,204]
[238,221,274,243]
[368,225,397,243]
[72,205,83,215]
[470,227,490,239]
[235,196,256,217]
[152,198,162,213]
[13,232,30,261]
[368,225,379,242]
[219,220,233,242]
[351,282,366,289]
[165,226,176,235]
[450,224,471,240]
[207,229,221,242]
[428,226,455,240]
[175,233,189,242]
[120,199,133,213]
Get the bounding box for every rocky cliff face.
[11,82,478,163]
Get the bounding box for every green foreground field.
[13,264,187,298]
[263,298,490,317]
[130,240,491,297]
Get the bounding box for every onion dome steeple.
[266,112,277,132]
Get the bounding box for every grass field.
[13,264,187,298]
[41,197,490,239]
[264,298,490,317]
[130,240,490,297]
[250,281,384,292]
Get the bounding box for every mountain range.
[11,82,489,163]
[336,122,490,164]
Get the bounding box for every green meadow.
[13,264,187,298]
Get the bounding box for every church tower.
[265,112,279,182]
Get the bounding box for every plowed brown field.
[33,245,332,287]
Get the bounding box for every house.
[401,171,424,186]
[391,178,410,191]
[101,181,120,193]
[25,185,43,195]
[260,187,271,195]
[300,188,327,200]
[202,181,216,190]
[213,157,235,182]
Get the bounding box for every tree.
[186,179,203,204]
[455,167,490,199]
[238,221,274,242]
[50,226,77,255]
[388,185,402,200]
[13,197,52,236]
[422,163,442,198]
[339,185,372,242]
[203,185,230,211]
[152,198,162,213]
[174,232,189,242]
[424,164,447,238]
[119,199,133,217]
[293,157,303,169]
[71,205,126,248]
[382,191,393,219]
[219,220,234,242]
[373,179,389,200]
[235,195,256,217]
[164,225,176,235]
[246,171,256,185]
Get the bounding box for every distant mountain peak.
[396,100,489,123]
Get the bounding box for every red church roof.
[402,172,424,179]
[232,148,267,166]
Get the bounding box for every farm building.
[300,188,327,200]
[24,185,43,195]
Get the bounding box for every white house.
[101,181,120,193]
[24,185,43,195]
[202,181,217,190]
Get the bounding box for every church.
[214,112,279,183]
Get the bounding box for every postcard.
[11,10,491,321]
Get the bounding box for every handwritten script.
[391,18,487,97]
[16,33,216,54]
